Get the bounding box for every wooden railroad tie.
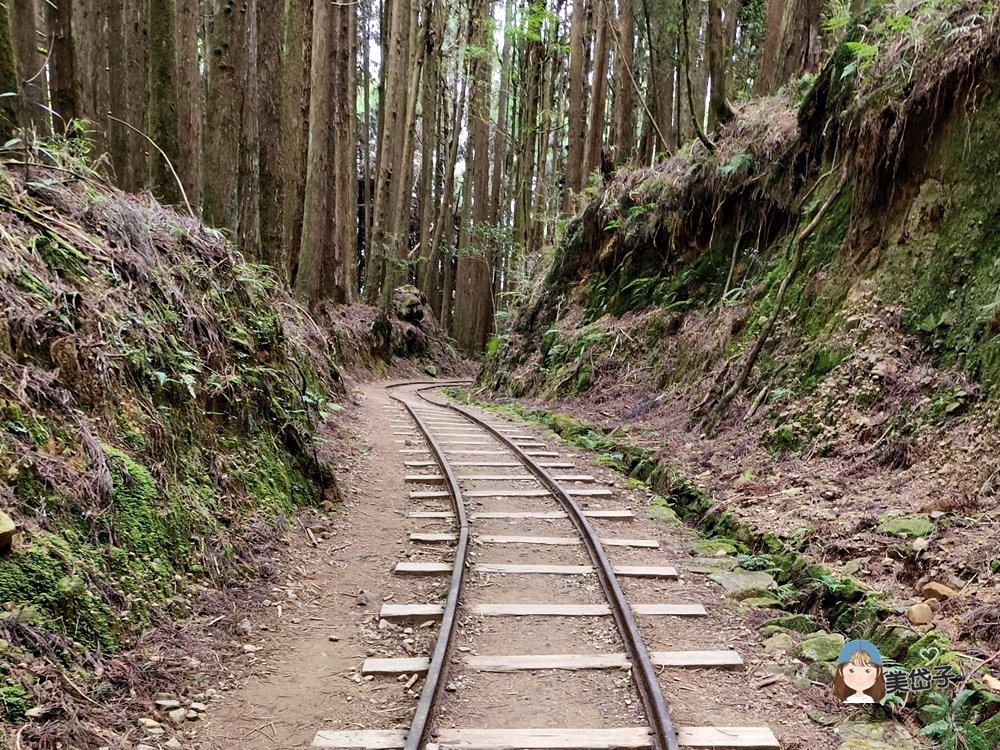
[393,562,677,578]
[378,602,706,619]
[312,726,780,749]
[408,509,634,520]
[362,650,743,674]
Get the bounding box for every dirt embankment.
[479,0,1000,736]
[0,153,466,748]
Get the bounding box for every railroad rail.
[312,382,779,750]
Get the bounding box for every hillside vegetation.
[0,147,456,746]
[482,0,1000,733]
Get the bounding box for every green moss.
[0,682,27,721]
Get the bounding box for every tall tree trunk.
[148,0,181,204]
[236,0,260,258]
[429,70,465,322]
[126,0,150,191]
[562,0,586,213]
[612,0,635,166]
[45,0,75,127]
[365,0,410,304]
[0,5,18,142]
[258,0,285,270]
[452,0,494,353]
[73,0,108,153]
[10,0,49,136]
[416,0,439,301]
[176,0,203,211]
[707,0,733,129]
[489,1,513,224]
[755,0,822,94]
[582,0,609,180]
[282,0,312,283]
[296,0,357,305]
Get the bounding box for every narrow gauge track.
[313,383,779,750]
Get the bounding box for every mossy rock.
[979,710,1000,747]
[795,632,846,663]
[723,586,775,601]
[424,365,437,377]
[871,626,921,661]
[647,504,681,526]
[551,413,586,437]
[806,660,838,685]
[761,614,817,634]
[763,632,795,653]
[696,539,739,556]
[740,596,784,609]
[877,514,935,538]
[758,625,798,637]
[902,630,957,670]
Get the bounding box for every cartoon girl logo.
[832,640,886,704]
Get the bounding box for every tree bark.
[9,0,49,136]
[563,0,586,212]
[707,0,734,129]
[45,0,75,127]
[0,4,18,142]
[258,0,285,271]
[755,0,823,95]
[582,0,609,181]
[296,0,357,305]
[282,0,313,283]
[176,0,203,211]
[612,0,635,166]
[72,0,108,153]
[148,0,182,204]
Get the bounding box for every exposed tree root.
[700,169,848,434]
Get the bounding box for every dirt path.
[191,381,867,750]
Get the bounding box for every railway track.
[312,382,780,750]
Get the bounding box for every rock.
[723,586,776,601]
[906,602,934,625]
[445,682,458,692]
[186,710,199,720]
[758,625,797,637]
[871,626,920,661]
[168,707,188,724]
[238,618,253,635]
[25,706,47,720]
[378,618,390,630]
[760,614,817,634]
[877,514,935,538]
[806,661,838,685]
[328,635,340,642]
[154,692,174,701]
[243,644,261,652]
[762,633,795,654]
[794,632,846,663]
[708,571,775,591]
[921,581,958,600]
[155,699,182,709]
[189,702,207,712]
[807,709,839,726]
[137,745,157,750]
[739,596,783,609]
[393,285,431,325]
[424,365,437,377]
[164,739,183,749]
[0,511,16,553]
[138,718,163,730]
[356,590,379,607]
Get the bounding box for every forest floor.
[178,381,919,750]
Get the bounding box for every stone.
[238,618,253,635]
[0,511,16,553]
[921,581,958,600]
[757,625,797,637]
[393,285,431,325]
[739,596,783,609]
[164,739,183,749]
[138,718,163,730]
[762,633,795,654]
[807,709,839,727]
[25,707,46,720]
[708,570,775,591]
[189,702,207,712]
[760,614,817,634]
[243,644,261,652]
[137,745,157,750]
[168,707,187,724]
[356,590,379,607]
[445,682,458,692]
[871,626,920,661]
[723,586,776,601]
[806,661,838,685]
[155,699,182,709]
[424,365,437,377]
[186,710,199,720]
[328,635,340,642]
[794,632,846,663]
[877,514,935,538]
[906,602,933,625]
